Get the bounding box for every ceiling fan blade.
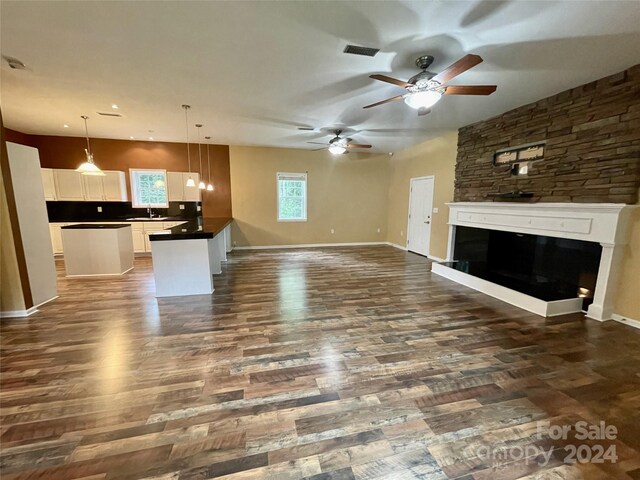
[347,144,372,148]
[363,95,404,109]
[370,74,413,88]
[417,107,431,117]
[311,147,326,151]
[444,85,497,95]
[306,141,328,145]
[432,54,483,84]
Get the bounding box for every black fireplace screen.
[447,226,601,308]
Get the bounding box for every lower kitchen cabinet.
[50,221,186,255]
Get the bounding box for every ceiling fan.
[307,130,372,154]
[364,54,497,116]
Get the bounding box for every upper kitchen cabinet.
[167,172,200,202]
[53,169,85,201]
[48,168,128,202]
[41,168,57,200]
[102,171,128,201]
[82,175,105,201]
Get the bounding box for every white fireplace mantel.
[436,202,637,322]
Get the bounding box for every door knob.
[424,221,430,224]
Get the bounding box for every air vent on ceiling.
[3,55,26,70]
[97,112,122,117]
[343,45,380,57]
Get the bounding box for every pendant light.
[182,105,195,187]
[205,136,214,191]
[195,124,206,190]
[76,116,105,176]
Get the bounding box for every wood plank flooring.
[1,246,639,479]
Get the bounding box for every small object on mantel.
[493,190,534,201]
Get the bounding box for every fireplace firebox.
[444,226,601,310]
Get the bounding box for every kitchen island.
[148,217,232,297]
[61,224,134,276]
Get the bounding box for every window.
[277,172,307,221]
[130,169,168,208]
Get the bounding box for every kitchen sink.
[126,217,170,221]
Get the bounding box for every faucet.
[147,204,154,218]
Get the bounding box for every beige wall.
[229,146,390,246]
[615,206,640,320]
[385,131,458,260]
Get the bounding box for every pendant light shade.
[205,137,214,191]
[76,116,105,176]
[182,105,195,187]
[196,124,206,190]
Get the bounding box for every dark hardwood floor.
[1,246,639,479]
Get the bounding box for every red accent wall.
[4,130,232,217]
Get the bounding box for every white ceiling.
[1,1,639,153]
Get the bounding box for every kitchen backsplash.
[46,201,201,222]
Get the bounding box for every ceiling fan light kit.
[404,90,442,110]
[328,144,347,155]
[364,53,497,117]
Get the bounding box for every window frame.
[277,172,307,222]
[129,168,169,208]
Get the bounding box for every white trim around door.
[406,176,435,257]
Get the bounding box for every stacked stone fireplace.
[432,65,639,320]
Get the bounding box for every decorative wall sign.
[493,142,545,166]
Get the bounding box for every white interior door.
[407,176,434,257]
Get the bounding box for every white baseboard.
[427,255,445,262]
[0,295,59,319]
[0,306,38,318]
[233,242,389,250]
[385,242,407,251]
[65,267,134,278]
[612,314,640,330]
[431,262,583,318]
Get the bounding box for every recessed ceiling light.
[111,104,119,109]
[63,124,69,128]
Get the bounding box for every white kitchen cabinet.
[82,175,105,201]
[143,222,166,252]
[131,224,146,253]
[53,169,85,200]
[41,168,57,200]
[167,171,201,202]
[166,172,185,202]
[49,223,67,254]
[45,168,128,202]
[103,171,128,201]
[183,172,200,201]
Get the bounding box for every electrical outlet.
[179,204,185,210]
[433,207,439,214]
[330,228,335,234]
[196,205,201,211]
[97,206,102,213]
[377,228,381,233]
[400,230,404,237]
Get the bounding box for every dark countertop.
[62,224,131,229]
[149,217,232,241]
[54,217,188,223]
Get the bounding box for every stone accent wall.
[455,65,640,204]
